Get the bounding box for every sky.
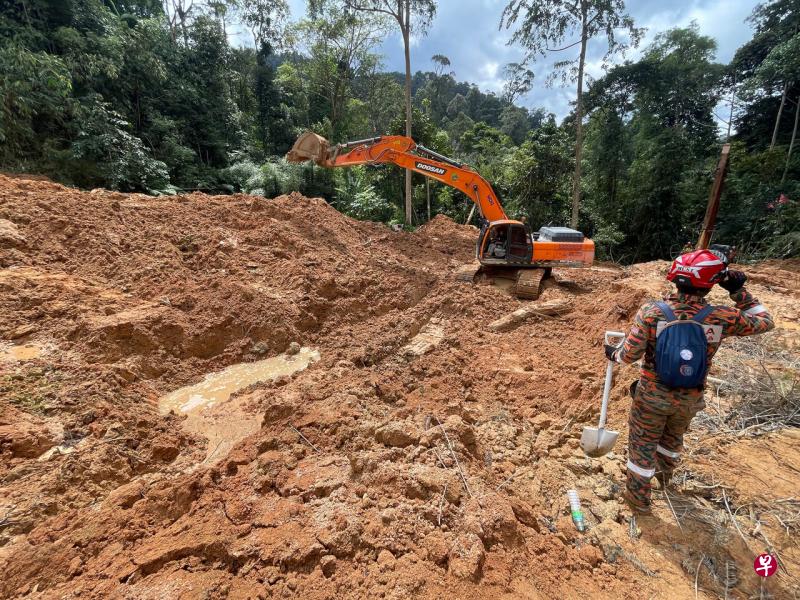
[280,0,761,124]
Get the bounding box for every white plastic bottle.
[567,489,585,532]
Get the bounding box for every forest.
[1,0,798,262]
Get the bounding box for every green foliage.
[731,0,800,149]
[239,0,289,48]
[228,157,335,199]
[499,105,533,145]
[460,122,512,156]
[223,159,261,191]
[69,99,169,191]
[0,44,72,165]
[501,121,573,224]
[753,33,800,85]
[444,112,475,144]
[334,166,393,221]
[582,26,726,261]
[717,143,800,258]
[501,63,534,103]
[296,2,389,139]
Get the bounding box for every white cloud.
[480,61,499,79]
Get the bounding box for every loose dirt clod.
[0,175,798,599]
[487,298,572,331]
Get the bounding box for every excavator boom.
[287,132,508,222]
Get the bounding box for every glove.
[719,270,747,293]
[604,344,618,362]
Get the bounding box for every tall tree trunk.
[771,81,788,150]
[163,0,176,41]
[726,78,735,142]
[570,8,588,229]
[781,93,799,184]
[402,0,413,226]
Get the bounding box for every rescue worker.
[605,249,774,513]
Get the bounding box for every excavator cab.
[478,221,532,264]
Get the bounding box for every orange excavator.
[287,132,594,299]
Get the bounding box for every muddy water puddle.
[0,343,43,362]
[159,347,319,464]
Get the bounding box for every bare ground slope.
[0,174,798,599]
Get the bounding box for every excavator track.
[514,268,547,300]
[455,261,482,283]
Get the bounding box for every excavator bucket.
[286,132,330,164]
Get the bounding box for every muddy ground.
[0,173,798,599]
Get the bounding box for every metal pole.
[696,143,731,250]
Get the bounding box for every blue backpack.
[654,302,714,389]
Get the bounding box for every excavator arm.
[287,132,508,222]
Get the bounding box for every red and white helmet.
[666,249,728,289]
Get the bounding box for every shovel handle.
[598,331,624,429]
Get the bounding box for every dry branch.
[702,334,799,436]
[435,416,473,498]
[438,483,448,526]
[289,424,320,453]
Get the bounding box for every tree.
[582,26,725,261]
[446,93,467,118]
[446,111,475,147]
[750,0,799,149]
[581,105,628,254]
[0,45,72,166]
[499,105,532,144]
[345,0,437,225]
[431,53,452,77]
[297,2,389,138]
[207,0,239,37]
[751,32,800,181]
[357,71,403,135]
[69,99,170,191]
[502,121,574,225]
[460,122,512,157]
[500,0,642,228]
[730,0,800,151]
[163,0,197,43]
[501,62,534,103]
[237,0,290,48]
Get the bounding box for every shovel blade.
[580,426,619,458]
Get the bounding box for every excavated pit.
[0,174,799,599]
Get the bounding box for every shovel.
[581,331,625,458]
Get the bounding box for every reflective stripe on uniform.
[626,460,656,478]
[744,304,767,316]
[656,444,680,459]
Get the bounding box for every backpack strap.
[655,301,676,321]
[692,304,715,324]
